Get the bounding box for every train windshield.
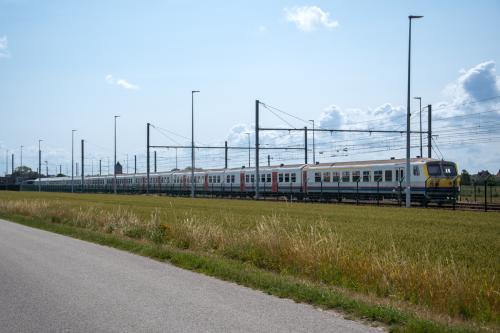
[427,163,442,176]
[442,163,457,177]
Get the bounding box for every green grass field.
[0,191,498,332]
[459,185,500,203]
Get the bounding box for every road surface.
[0,219,381,332]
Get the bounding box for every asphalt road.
[0,219,382,333]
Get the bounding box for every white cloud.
[0,36,10,58]
[284,6,339,32]
[105,74,140,91]
[258,25,268,33]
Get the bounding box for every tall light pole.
[309,120,315,164]
[71,129,76,193]
[191,90,200,198]
[414,97,423,158]
[406,15,423,208]
[38,139,43,191]
[244,133,251,167]
[114,115,120,194]
[45,160,48,177]
[20,145,23,169]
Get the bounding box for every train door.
[240,172,245,192]
[272,172,278,192]
[302,171,308,193]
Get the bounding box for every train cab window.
[323,172,330,182]
[363,171,370,182]
[291,173,296,183]
[443,164,457,177]
[413,166,420,176]
[352,171,360,182]
[314,172,321,183]
[342,171,350,182]
[374,170,382,182]
[385,170,392,182]
[231,175,235,183]
[332,171,340,182]
[267,174,271,183]
[279,173,284,182]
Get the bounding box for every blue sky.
[1,0,499,175]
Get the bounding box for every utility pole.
[154,151,157,173]
[146,123,150,193]
[126,154,129,174]
[304,126,308,164]
[72,129,76,193]
[81,139,84,193]
[114,115,120,194]
[309,120,315,164]
[76,162,78,177]
[267,154,271,167]
[255,100,260,199]
[59,164,62,175]
[406,15,423,208]
[175,148,178,170]
[428,104,432,158]
[134,155,136,174]
[224,141,228,169]
[11,154,14,174]
[191,90,200,198]
[414,97,423,157]
[245,133,251,167]
[99,159,102,176]
[45,160,48,177]
[38,139,43,191]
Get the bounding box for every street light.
[309,120,315,164]
[38,139,43,192]
[72,129,76,193]
[414,97,423,158]
[114,115,120,194]
[244,133,251,167]
[406,15,423,208]
[191,90,200,198]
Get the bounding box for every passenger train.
[22,158,460,204]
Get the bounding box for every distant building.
[115,162,123,174]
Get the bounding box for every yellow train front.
[423,160,460,204]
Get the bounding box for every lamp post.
[20,145,23,169]
[414,97,423,158]
[71,129,76,193]
[244,133,251,167]
[191,90,200,198]
[406,15,423,208]
[114,115,120,194]
[309,120,315,164]
[38,139,43,192]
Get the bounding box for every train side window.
[279,173,284,182]
[284,173,289,182]
[245,175,249,183]
[352,171,360,182]
[226,175,230,183]
[385,170,392,182]
[374,170,382,182]
[314,172,321,182]
[332,171,339,182]
[413,166,420,176]
[323,172,330,182]
[231,175,235,183]
[291,173,296,183]
[342,171,350,182]
[251,174,255,183]
[261,174,266,183]
[267,174,271,182]
[363,171,370,182]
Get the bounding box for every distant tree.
[460,169,471,185]
[11,166,41,179]
[56,173,66,177]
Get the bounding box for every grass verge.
[0,211,489,333]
